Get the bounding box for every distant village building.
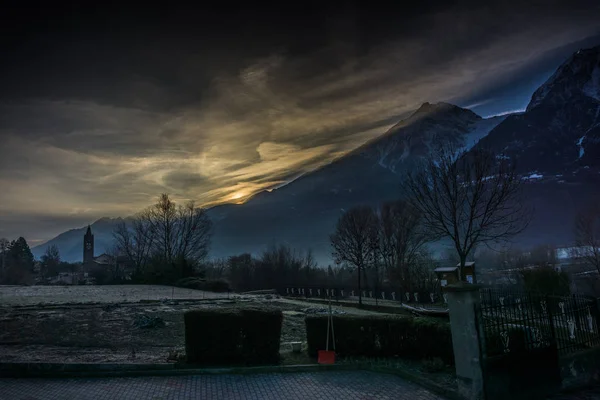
[82,225,132,283]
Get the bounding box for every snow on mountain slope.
[464,45,600,250]
[352,102,506,174]
[463,115,509,151]
[475,45,600,176]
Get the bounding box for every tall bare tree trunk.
[357,263,362,307]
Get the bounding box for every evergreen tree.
[8,237,35,271]
[0,237,34,284]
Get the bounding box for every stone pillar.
[445,283,485,400]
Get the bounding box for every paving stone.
[546,386,600,400]
[0,371,446,400]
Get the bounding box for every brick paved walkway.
[0,371,445,400]
[546,386,600,400]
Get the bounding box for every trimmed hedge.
[306,314,454,364]
[184,307,282,365]
[240,308,283,364]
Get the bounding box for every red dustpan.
[318,349,335,364]
[318,294,336,364]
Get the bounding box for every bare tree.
[205,258,228,280]
[114,194,212,280]
[330,206,378,306]
[378,200,428,287]
[145,194,212,265]
[172,199,213,264]
[303,249,318,271]
[149,194,179,263]
[113,211,155,278]
[105,244,124,282]
[40,244,61,280]
[573,202,600,275]
[408,251,439,295]
[403,145,530,282]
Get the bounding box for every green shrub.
[184,307,282,365]
[203,279,231,292]
[305,314,454,364]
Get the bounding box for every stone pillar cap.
[443,282,482,292]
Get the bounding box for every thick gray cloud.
[0,1,599,243]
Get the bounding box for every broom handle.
[325,295,331,352]
[330,299,336,351]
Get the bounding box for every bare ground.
[0,285,382,364]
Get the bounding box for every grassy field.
[0,285,385,364]
[0,284,229,306]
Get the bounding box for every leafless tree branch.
[403,144,531,281]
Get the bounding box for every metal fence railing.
[479,287,600,357]
[282,286,447,310]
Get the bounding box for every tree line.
[3,142,598,295]
[329,145,531,304]
[111,193,212,283]
[0,237,83,285]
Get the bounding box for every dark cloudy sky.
[1,1,600,245]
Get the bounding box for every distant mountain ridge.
[31,217,125,262]
[33,45,600,264]
[203,99,510,262]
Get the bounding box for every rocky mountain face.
[207,103,507,262]
[468,45,600,247]
[477,46,600,176]
[33,45,600,264]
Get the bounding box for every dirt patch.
[0,287,384,364]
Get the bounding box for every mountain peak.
[402,102,481,127]
[414,101,453,113]
[527,45,600,111]
[93,217,123,225]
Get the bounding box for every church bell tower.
[83,225,94,265]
